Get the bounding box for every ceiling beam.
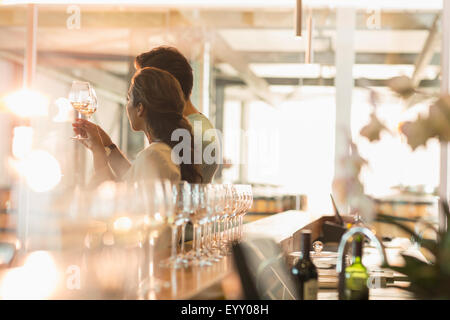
[59,67,128,97]
[412,14,441,87]
[212,33,279,106]
[2,50,442,75]
[36,51,131,62]
[0,8,189,29]
[0,7,439,30]
[3,49,442,68]
[216,74,440,88]
[241,51,441,65]
[0,51,126,104]
[178,10,279,106]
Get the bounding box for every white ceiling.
[219,29,433,54]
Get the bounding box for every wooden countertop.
[0,210,329,300]
[0,210,417,300]
[154,210,330,300]
[244,210,323,244]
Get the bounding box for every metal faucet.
[336,226,387,300]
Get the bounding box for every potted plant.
[357,75,450,299]
[332,74,450,299]
[376,201,450,299]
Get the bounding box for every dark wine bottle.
[291,230,318,300]
[345,236,369,300]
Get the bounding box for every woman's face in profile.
[126,91,140,131]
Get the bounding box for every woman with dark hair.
[134,46,220,183]
[72,67,202,184]
[91,46,220,184]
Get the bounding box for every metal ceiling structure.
[0,5,443,102]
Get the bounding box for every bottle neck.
[301,246,310,260]
[300,232,311,260]
[352,255,362,265]
[352,237,363,265]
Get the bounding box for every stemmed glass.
[209,184,226,260]
[199,184,221,263]
[136,179,172,299]
[69,81,97,140]
[236,185,253,242]
[211,184,231,255]
[187,184,212,267]
[230,185,243,242]
[89,85,98,118]
[160,182,190,268]
[156,183,250,269]
[84,182,147,298]
[223,184,236,250]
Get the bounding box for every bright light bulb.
[4,89,49,118]
[22,150,62,193]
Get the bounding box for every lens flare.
[0,251,59,300]
[22,150,62,193]
[97,181,118,200]
[53,97,74,123]
[113,216,133,232]
[4,89,49,118]
[12,126,33,159]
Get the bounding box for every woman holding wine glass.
[72,67,202,185]
[72,67,203,297]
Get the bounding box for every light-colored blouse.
[124,142,181,183]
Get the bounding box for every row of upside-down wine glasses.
[160,182,253,269]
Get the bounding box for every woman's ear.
[137,103,145,117]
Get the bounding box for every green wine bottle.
[345,236,369,300]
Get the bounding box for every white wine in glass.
[69,81,97,140]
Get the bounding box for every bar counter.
[156,210,328,300]
[0,210,418,300]
[158,210,417,300]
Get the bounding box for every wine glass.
[229,185,240,242]
[177,182,193,262]
[69,81,97,140]
[214,184,233,254]
[136,179,172,299]
[237,185,253,241]
[199,184,221,263]
[231,185,244,242]
[85,182,144,298]
[223,184,236,249]
[187,184,212,267]
[160,181,190,268]
[209,184,225,260]
[89,85,98,119]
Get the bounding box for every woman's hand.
[72,119,105,153]
[96,124,113,147]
